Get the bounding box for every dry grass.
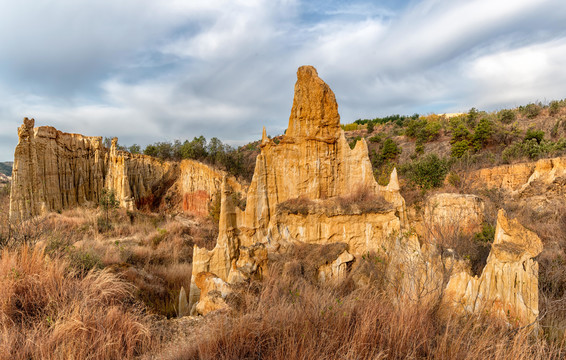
[277,186,392,216]
[167,265,563,360]
[0,245,153,360]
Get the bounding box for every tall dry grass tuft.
[0,245,153,360]
[168,264,563,360]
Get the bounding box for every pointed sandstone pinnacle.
[386,167,400,192]
[286,65,341,141]
[178,286,190,317]
[261,126,269,146]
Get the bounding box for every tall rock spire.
[286,66,341,141]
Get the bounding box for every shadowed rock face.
[442,209,543,326]
[9,118,241,222]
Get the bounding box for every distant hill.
[0,162,12,177]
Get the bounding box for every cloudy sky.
[1,0,566,161]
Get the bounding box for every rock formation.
[9,119,241,221]
[10,118,106,221]
[471,156,566,193]
[238,66,407,245]
[317,249,355,283]
[189,65,408,310]
[178,286,190,317]
[423,193,485,237]
[193,272,234,316]
[442,209,543,326]
[105,138,179,211]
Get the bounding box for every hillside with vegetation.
[341,100,566,192]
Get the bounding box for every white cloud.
[1,0,566,160]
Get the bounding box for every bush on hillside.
[451,140,470,158]
[520,103,541,119]
[400,154,451,189]
[524,128,545,144]
[471,118,494,151]
[498,109,516,124]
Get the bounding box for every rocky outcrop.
[105,138,179,211]
[9,119,241,221]
[423,193,484,236]
[238,66,406,246]
[178,160,242,217]
[442,209,543,326]
[273,210,400,255]
[318,250,355,283]
[189,66,408,309]
[193,272,234,316]
[471,156,566,193]
[178,286,190,317]
[189,178,265,308]
[10,118,106,222]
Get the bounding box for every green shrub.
[549,100,561,116]
[424,120,442,141]
[451,140,470,158]
[380,139,401,161]
[551,120,560,138]
[375,162,396,186]
[400,154,450,189]
[524,128,545,144]
[128,144,141,154]
[415,140,424,155]
[446,172,461,188]
[366,121,375,134]
[342,123,359,131]
[406,117,442,143]
[474,223,496,243]
[467,107,480,127]
[471,118,493,151]
[450,123,470,144]
[368,134,384,143]
[498,109,516,124]
[521,103,541,119]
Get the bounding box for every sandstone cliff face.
[442,209,543,326]
[194,272,234,316]
[273,210,400,255]
[178,159,242,217]
[471,156,566,193]
[10,118,241,221]
[423,193,484,236]
[105,138,179,211]
[189,178,265,309]
[10,118,106,222]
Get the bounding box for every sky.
[1,0,566,161]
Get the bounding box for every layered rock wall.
[10,118,240,221]
[10,118,106,222]
[471,156,566,193]
[273,210,400,255]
